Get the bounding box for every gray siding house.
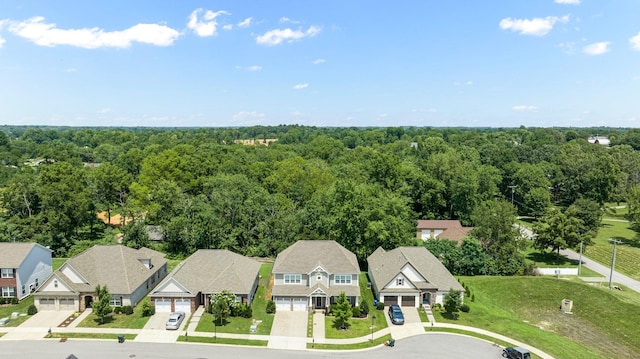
[0,243,52,301]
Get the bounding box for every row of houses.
[1,237,464,314]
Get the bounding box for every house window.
[284,274,301,284]
[54,280,58,288]
[22,285,26,295]
[317,275,322,281]
[235,296,242,303]
[1,286,16,297]
[334,275,352,285]
[396,278,404,286]
[1,268,13,278]
[35,278,39,287]
[109,297,122,306]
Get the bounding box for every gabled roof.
[151,249,260,296]
[0,242,52,268]
[438,227,473,245]
[416,220,463,230]
[61,245,167,295]
[367,246,464,292]
[272,240,359,274]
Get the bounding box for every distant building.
[416,219,473,246]
[233,138,278,146]
[588,136,610,146]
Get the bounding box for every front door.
[315,296,325,309]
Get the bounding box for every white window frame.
[334,274,352,285]
[109,297,122,306]
[284,274,301,284]
[234,296,242,303]
[1,286,16,297]
[1,268,13,278]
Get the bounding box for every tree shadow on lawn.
[527,251,578,266]
[90,315,115,325]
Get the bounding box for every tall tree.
[532,208,589,256]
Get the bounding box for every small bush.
[352,306,361,317]
[0,298,5,305]
[360,300,369,315]
[460,304,470,313]
[141,300,154,317]
[434,303,443,311]
[122,305,134,315]
[242,304,253,318]
[27,304,38,315]
[376,302,385,310]
[265,300,276,314]
[113,306,122,314]
[10,297,18,305]
[471,294,475,302]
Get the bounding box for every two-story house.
[0,243,52,301]
[271,240,360,311]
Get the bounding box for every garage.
[275,297,290,311]
[174,299,192,313]
[39,298,55,310]
[292,297,308,311]
[155,298,171,313]
[383,296,397,306]
[401,295,416,307]
[59,298,76,310]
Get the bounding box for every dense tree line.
[1,125,639,275]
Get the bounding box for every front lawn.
[0,296,36,327]
[177,335,267,346]
[438,276,640,359]
[308,334,392,350]
[194,263,274,335]
[76,298,151,329]
[48,332,137,340]
[324,309,386,339]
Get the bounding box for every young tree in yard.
[93,285,112,324]
[443,289,463,319]
[210,290,235,325]
[332,292,352,330]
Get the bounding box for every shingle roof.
[63,245,167,295]
[438,227,473,245]
[416,220,463,230]
[0,242,51,268]
[153,249,261,296]
[272,240,360,274]
[368,246,464,293]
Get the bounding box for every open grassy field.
[446,276,640,359]
[584,220,640,280]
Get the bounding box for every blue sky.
[0,1,639,128]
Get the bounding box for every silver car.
[165,311,185,330]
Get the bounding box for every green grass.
[308,334,392,350]
[47,332,137,340]
[584,220,640,280]
[443,276,640,359]
[76,299,151,329]
[0,296,35,327]
[194,263,274,335]
[324,309,386,339]
[177,335,267,346]
[166,259,183,273]
[52,258,67,271]
[307,311,314,338]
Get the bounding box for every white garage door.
[275,297,290,311]
[174,299,191,313]
[59,298,76,310]
[155,299,171,313]
[39,298,55,310]
[292,298,308,311]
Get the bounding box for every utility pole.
[578,241,583,276]
[507,185,517,206]
[608,239,622,290]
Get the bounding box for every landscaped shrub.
[10,297,18,305]
[27,304,38,315]
[265,300,276,314]
[434,303,442,311]
[360,300,369,315]
[0,298,5,305]
[352,306,361,318]
[376,302,384,310]
[460,304,470,313]
[141,300,154,317]
[241,304,252,318]
[122,305,134,315]
[113,306,122,314]
[471,294,475,302]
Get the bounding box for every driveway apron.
[385,307,424,340]
[268,311,308,350]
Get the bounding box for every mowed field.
[585,213,640,281]
[438,276,640,359]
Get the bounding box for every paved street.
[560,248,640,293]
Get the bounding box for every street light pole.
[507,185,517,206]
[578,241,583,276]
[608,239,622,290]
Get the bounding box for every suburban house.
[367,246,464,307]
[271,240,360,311]
[34,245,167,311]
[0,243,52,301]
[416,219,473,245]
[587,136,610,146]
[149,249,261,314]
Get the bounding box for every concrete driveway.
[385,306,424,339]
[268,311,308,350]
[18,310,74,328]
[141,312,172,330]
[134,312,184,343]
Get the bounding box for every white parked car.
[165,311,185,330]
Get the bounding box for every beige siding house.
[367,246,464,307]
[149,249,261,313]
[34,245,167,311]
[271,240,360,311]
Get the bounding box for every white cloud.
[0,35,5,48]
[630,32,640,51]
[499,15,569,36]
[223,24,233,31]
[238,17,253,28]
[97,108,111,114]
[280,17,301,24]
[8,16,179,48]
[256,26,320,45]
[64,67,77,73]
[583,41,610,55]
[313,58,326,65]
[247,65,262,71]
[512,105,539,112]
[555,0,580,4]
[293,83,308,90]
[187,8,230,37]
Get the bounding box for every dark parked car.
[388,304,404,325]
[502,347,531,359]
